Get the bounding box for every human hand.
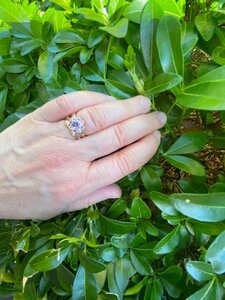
[0,91,167,220]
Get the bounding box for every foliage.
[0,0,225,299]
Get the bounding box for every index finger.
[32,91,116,122]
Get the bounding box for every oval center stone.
[70,116,85,133]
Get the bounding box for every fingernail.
[153,130,161,141]
[139,96,151,111]
[156,112,167,124]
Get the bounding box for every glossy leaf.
[0,87,7,115]
[205,230,225,274]
[130,249,152,275]
[186,261,214,282]
[154,225,180,255]
[158,266,182,283]
[140,0,163,73]
[123,0,148,23]
[186,278,219,300]
[194,13,217,41]
[146,73,183,95]
[74,8,109,25]
[99,214,136,235]
[130,197,151,219]
[99,18,129,38]
[38,51,58,83]
[158,0,184,18]
[212,46,225,65]
[115,257,134,292]
[30,247,70,272]
[0,0,33,37]
[170,193,225,222]
[78,248,106,273]
[164,155,205,176]
[72,265,98,300]
[140,165,162,192]
[150,191,178,216]
[176,65,225,110]
[157,15,184,77]
[165,132,207,155]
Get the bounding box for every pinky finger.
[89,131,161,189]
[66,184,122,212]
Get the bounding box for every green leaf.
[144,279,163,300]
[80,47,93,64]
[186,278,218,300]
[194,13,217,41]
[170,193,225,222]
[161,278,181,299]
[99,18,128,38]
[56,264,75,292]
[212,46,225,65]
[123,0,148,24]
[115,257,134,292]
[106,198,127,218]
[164,155,205,176]
[95,38,108,77]
[38,51,58,83]
[30,247,70,272]
[125,276,148,296]
[150,191,178,216]
[205,230,225,274]
[0,87,7,115]
[154,225,180,255]
[176,66,225,110]
[157,0,184,18]
[140,0,163,74]
[87,30,106,48]
[0,0,33,37]
[74,8,109,25]
[99,214,136,235]
[0,30,11,56]
[191,220,225,236]
[130,197,151,219]
[107,263,123,299]
[82,62,104,82]
[158,266,182,283]
[156,15,184,77]
[53,29,85,44]
[186,261,215,282]
[165,132,207,155]
[130,249,152,275]
[108,0,127,17]
[146,73,183,95]
[72,265,98,300]
[182,24,198,60]
[140,165,162,192]
[0,58,29,73]
[78,248,106,273]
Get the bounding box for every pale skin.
[0,91,167,220]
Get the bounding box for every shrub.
[0,0,225,299]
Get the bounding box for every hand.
[0,91,167,220]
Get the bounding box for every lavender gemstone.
[70,116,85,133]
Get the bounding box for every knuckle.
[116,152,133,174]
[82,106,106,132]
[112,124,127,148]
[55,94,71,111]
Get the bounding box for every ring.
[64,113,85,139]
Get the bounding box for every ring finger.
[73,111,167,161]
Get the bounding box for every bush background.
[0,0,225,299]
